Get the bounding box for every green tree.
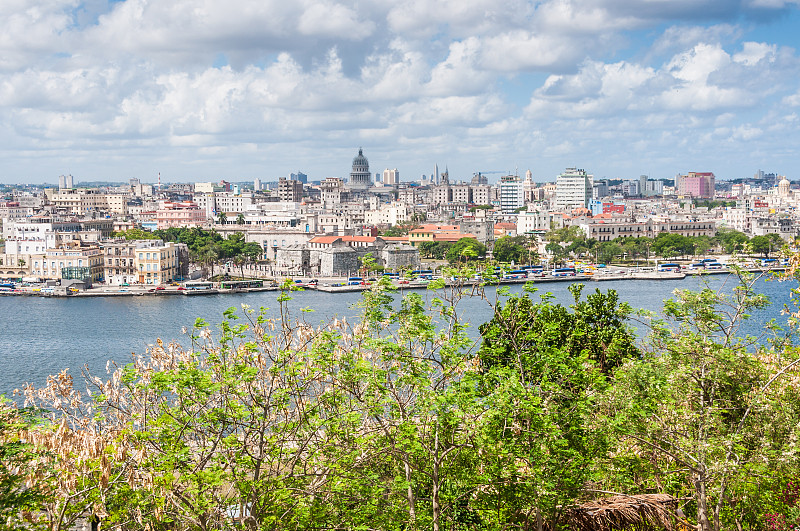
[236,213,245,225]
[750,233,783,258]
[112,228,159,240]
[476,284,638,527]
[602,274,800,531]
[0,400,45,530]
[217,211,227,225]
[714,228,749,254]
[493,235,530,264]
[445,237,486,264]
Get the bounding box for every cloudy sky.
[2,0,800,185]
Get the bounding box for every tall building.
[383,168,400,186]
[254,178,261,191]
[555,167,593,210]
[499,175,524,214]
[677,172,715,198]
[290,172,307,184]
[349,148,371,191]
[278,177,304,202]
[58,174,74,190]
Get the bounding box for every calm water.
[0,275,796,399]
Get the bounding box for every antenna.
[158,172,161,188]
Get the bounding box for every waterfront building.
[278,235,419,277]
[102,240,137,285]
[32,242,104,283]
[134,241,182,285]
[555,168,593,210]
[408,224,476,247]
[575,218,716,242]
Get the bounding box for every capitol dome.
[352,148,369,171]
[349,147,371,190]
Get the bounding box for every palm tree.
[217,212,227,225]
[236,213,245,226]
[201,246,219,279]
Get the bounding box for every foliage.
[112,228,159,241]
[600,272,800,531]
[418,240,452,260]
[381,222,419,237]
[693,199,737,209]
[0,399,46,529]
[492,235,536,264]
[750,233,784,258]
[714,228,750,254]
[12,269,800,531]
[445,237,486,264]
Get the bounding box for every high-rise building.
[278,177,304,202]
[677,172,715,198]
[58,174,74,190]
[499,175,525,214]
[349,148,371,191]
[383,168,400,186]
[290,172,307,184]
[254,178,261,191]
[555,168,593,210]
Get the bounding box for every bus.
[410,270,434,280]
[504,270,529,279]
[551,267,576,277]
[348,277,364,285]
[658,263,681,272]
[185,281,214,290]
[220,280,264,289]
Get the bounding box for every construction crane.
[472,170,508,184]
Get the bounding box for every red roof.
[309,236,341,244]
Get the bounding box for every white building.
[555,168,593,210]
[499,175,525,214]
[365,202,410,226]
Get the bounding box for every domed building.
[778,176,791,198]
[349,148,372,191]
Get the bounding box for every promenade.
[0,264,782,298]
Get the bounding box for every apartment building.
[134,241,181,285]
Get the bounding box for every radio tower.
[158,172,161,189]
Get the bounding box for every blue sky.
[1,0,800,185]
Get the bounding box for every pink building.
[677,172,715,198]
[156,201,207,229]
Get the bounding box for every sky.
[2,0,800,185]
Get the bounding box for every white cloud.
[0,0,800,182]
[733,41,777,65]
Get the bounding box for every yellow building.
[134,242,180,285]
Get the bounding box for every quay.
[0,266,786,298]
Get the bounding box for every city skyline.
[2,1,800,184]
